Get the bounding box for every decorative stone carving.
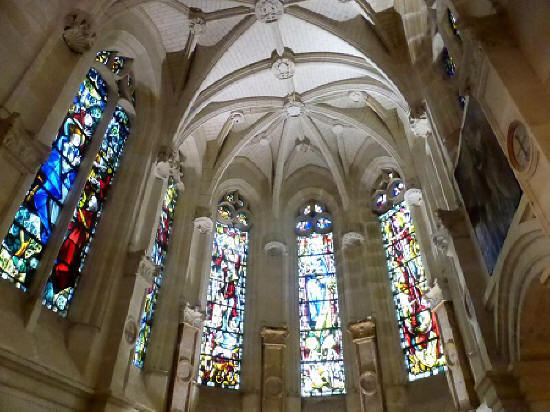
[0,111,48,173]
[255,0,284,24]
[154,146,171,179]
[295,136,310,152]
[229,110,245,124]
[348,318,384,411]
[181,303,205,328]
[137,254,158,283]
[342,232,365,249]
[348,90,365,103]
[124,318,138,345]
[261,327,288,409]
[409,111,432,138]
[189,16,206,36]
[264,240,287,256]
[271,55,295,80]
[169,149,185,191]
[62,12,96,54]
[432,231,450,255]
[285,94,305,118]
[426,278,450,310]
[404,187,423,206]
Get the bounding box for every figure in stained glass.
[198,192,251,390]
[379,202,446,380]
[0,68,108,290]
[43,106,132,315]
[296,201,346,397]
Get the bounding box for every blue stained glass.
[0,69,108,290]
[43,107,131,316]
[298,223,345,397]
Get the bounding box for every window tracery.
[296,201,346,397]
[198,191,251,389]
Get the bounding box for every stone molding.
[180,303,205,327]
[342,232,365,249]
[193,216,213,234]
[263,240,287,256]
[348,318,376,341]
[426,278,450,310]
[260,327,289,345]
[0,111,48,173]
[404,187,423,206]
[62,12,96,54]
[255,0,284,24]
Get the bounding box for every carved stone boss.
[169,303,205,412]
[348,319,384,412]
[426,280,479,411]
[261,327,289,412]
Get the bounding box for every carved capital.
[404,188,423,207]
[180,303,205,327]
[255,0,284,24]
[342,232,365,250]
[194,216,213,234]
[62,12,96,54]
[426,278,450,310]
[261,327,289,346]
[264,240,287,256]
[348,318,376,341]
[137,254,158,283]
[0,111,48,173]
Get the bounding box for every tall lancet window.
[134,176,179,368]
[198,192,251,389]
[0,53,114,292]
[296,201,345,397]
[374,171,446,380]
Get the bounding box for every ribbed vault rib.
[272,117,293,218]
[301,115,350,210]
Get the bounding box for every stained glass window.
[198,192,251,389]
[379,202,446,380]
[0,68,108,290]
[43,106,132,315]
[296,202,346,397]
[133,176,179,368]
[95,51,126,75]
[442,47,456,77]
[448,9,460,37]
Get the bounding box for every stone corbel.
[180,302,205,328]
[342,232,365,250]
[62,11,96,54]
[264,240,287,256]
[0,111,49,173]
[193,216,213,234]
[404,187,424,207]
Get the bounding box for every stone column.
[426,279,479,411]
[168,304,205,412]
[261,327,289,412]
[184,216,214,307]
[348,319,384,412]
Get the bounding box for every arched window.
[198,191,251,389]
[374,172,446,380]
[296,201,345,397]
[0,50,134,317]
[133,176,179,368]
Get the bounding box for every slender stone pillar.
[426,279,479,411]
[168,303,205,412]
[184,216,214,307]
[261,327,289,412]
[348,319,384,412]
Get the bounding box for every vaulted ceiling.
[124,0,418,210]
